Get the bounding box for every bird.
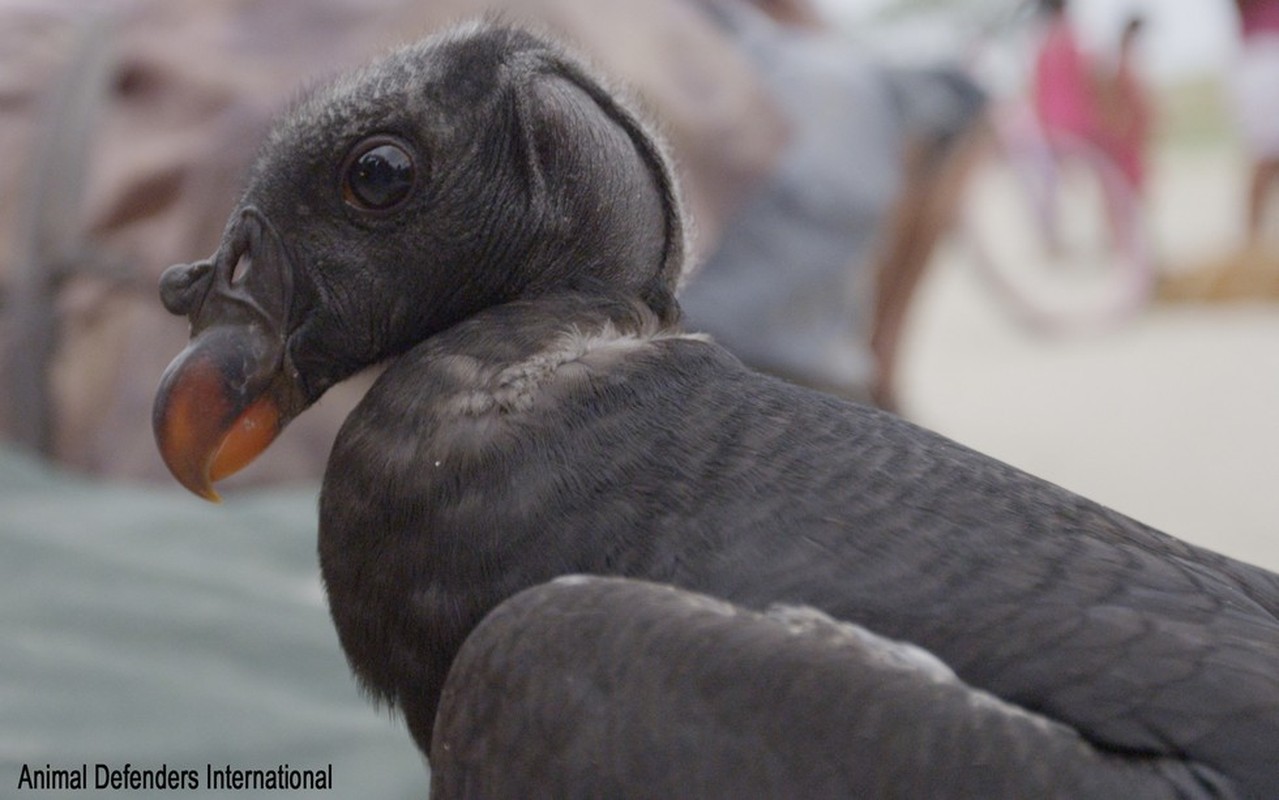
[152,21,1279,797]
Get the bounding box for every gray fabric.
[0,448,426,798]
[885,65,990,158]
[678,8,906,400]
[678,6,985,401]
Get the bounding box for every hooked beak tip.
[153,334,285,502]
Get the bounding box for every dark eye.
[342,138,416,212]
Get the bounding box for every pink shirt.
[1033,18,1096,139]
[1241,0,1279,38]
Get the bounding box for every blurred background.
[831,0,1279,572]
[2,0,1276,797]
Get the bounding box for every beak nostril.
[230,253,253,286]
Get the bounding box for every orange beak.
[154,207,305,502]
[152,326,293,502]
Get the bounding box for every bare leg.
[1246,156,1279,247]
[869,120,990,412]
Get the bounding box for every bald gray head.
[153,22,689,498]
[261,22,689,392]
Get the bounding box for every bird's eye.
[341,138,416,212]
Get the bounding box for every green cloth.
[0,447,426,798]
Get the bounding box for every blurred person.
[1232,0,1279,249]
[1026,0,1151,277]
[1096,15,1153,196]
[1159,0,1279,301]
[678,0,987,411]
[1031,0,1098,147]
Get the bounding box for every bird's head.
[152,22,688,500]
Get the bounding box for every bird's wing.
[431,576,1238,799]
[666,357,1279,796]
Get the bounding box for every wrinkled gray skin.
[159,23,1279,798]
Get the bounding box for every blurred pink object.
[1096,17,1151,193]
[1102,60,1150,191]
[1032,15,1096,142]
[1240,0,1279,38]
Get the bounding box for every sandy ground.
[899,143,1279,571]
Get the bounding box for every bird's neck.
[379,289,707,429]
[317,288,708,742]
[435,288,684,361]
